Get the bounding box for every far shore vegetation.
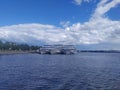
[0,40,40,53]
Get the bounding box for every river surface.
[0,53,120,90]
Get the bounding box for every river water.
[0,53,120,90]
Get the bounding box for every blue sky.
[0,0,120,50]
[0,0,97,26]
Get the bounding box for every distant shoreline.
[79,50,120,53]
[0,50,120,55]
[0,50,35,55]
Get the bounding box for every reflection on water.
[0,53,120,90]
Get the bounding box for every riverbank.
[0,50,35,55]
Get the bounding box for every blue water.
[0,53,120,90]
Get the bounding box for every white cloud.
[67,18,120,44]
[67,0,120,44]
[0,0,120,48]
[73,0,92,5]
[92,0,120,19]
[60,21,70,28]
[73,0,82,5]
[0,24,67,45]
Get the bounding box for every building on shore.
[37,45,77,55]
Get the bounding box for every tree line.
[0,41,40,51]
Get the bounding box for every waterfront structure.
[37,45,77,54]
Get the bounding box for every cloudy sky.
[0,0,120,50]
